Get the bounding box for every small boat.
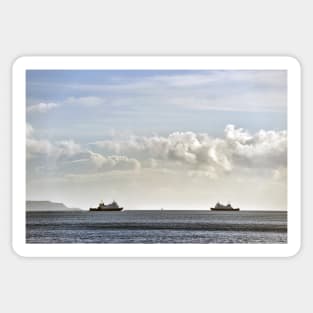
[89,200,123,211]
[210,202,240,211]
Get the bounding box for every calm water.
[26,210,287,244]
[26,211,287,243]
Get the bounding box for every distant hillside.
[26,200,81,212]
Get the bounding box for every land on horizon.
[26,200,81,212]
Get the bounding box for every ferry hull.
[89,207,123,212]
[210,208,240,211]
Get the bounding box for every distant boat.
[210,202,240,211]
[89,200,123,212]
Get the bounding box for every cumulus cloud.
[91,125,287,176]
[56,140,82,158]
[88,151,141,171]
[26,124,54,158]
[26,124,141,174]
[27,138,81,160]
[226,126,287,169]
[26,124,81,159]
[27,138,55,158]
[26,123,287,210]
[27,102,59,113]
[27,123,286,181]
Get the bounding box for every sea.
[26,210,287,244]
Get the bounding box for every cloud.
[26,124,141,173]
[56,140,82,158]
[64,96,106,106]
[225,126,287,169]
[26,123,34,137]
[28,70,287,114]
[27,138,81,160]
[27,102,59,113]
[152,71,286,89]
[27,97,106,114]
[27,123,286,182]
[91,125,287,176]
[26,125,81,159]
[88,151,141,171]
[169,92,286,112]
[151,73,220,87]
[27,138,55,158]
[26,124,287,210]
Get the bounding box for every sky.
[26,70,287,210]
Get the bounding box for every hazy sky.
[26,70,287,210]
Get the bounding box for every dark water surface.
[26,210,287,244]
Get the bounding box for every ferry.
[210,202,240,211]
[89,201,123,211]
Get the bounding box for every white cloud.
[27,138,80,160]
[29,70,286,114]
[26,124,287,210]
[64,96,105,106]
[226,126,287,169]
[88,151,141,171]
[153,71,286,89]
[27,97,107,115]
[27,102,59,113]
[26,123,34,137]
[27,138,55,158]
[27,123,287,189]
[91,125,287,175]
[168,91,286,112]
[26,125,81,159]
[26,124,141,173]
[152,74,220,87]
[56,140,82,158]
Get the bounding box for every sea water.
[26,210,287,244]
